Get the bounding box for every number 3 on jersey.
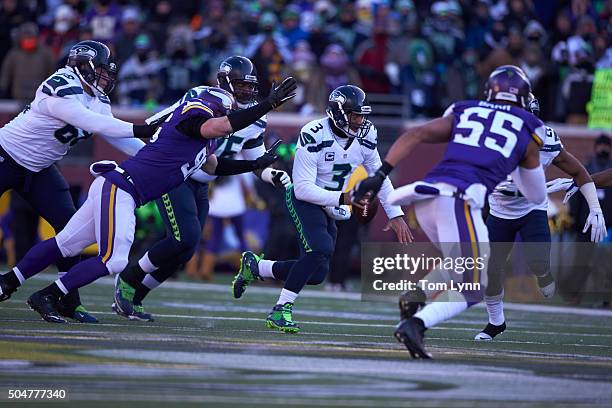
[325,163,352,191]
[453,107,522,158]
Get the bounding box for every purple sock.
[16,238,63,280]
[58,256,110,293]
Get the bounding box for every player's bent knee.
[55,233,85,258]
[104,258,129,275]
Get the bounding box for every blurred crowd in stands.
[0,0,611,122]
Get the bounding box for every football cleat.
[131,304,154,322]
[398,287,426,321]
[57,302,99,323]
[266,302,300,333]
[231,251,263,299]
[111,302,154,322]
[27,291,67,324]
[114,275,135,316]
[0,274,17,302]
[394,317,431,359]
[474,322,507,341]
[536,273,555,298]
[56,290,98,323]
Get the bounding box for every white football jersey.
[0,67,113,172]
[292,117,403,219]
[488,126,562,219]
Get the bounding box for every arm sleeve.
[40,96,134,138]
[362,147,404,219]
[100,135,146,156]
[175,115,210,139]
[510,165,547,205]
[292,147,342,206]
[214,157,257,175]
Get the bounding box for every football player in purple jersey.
[0,79,297,323]
[353,65,548,358]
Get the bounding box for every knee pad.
[304,251,331,285]
[105,257,129,275]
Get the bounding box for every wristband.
[377,161,394,177]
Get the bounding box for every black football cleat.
[474,322,506,341]
[57,290,98,323]
[0,274,18,302]
[398,287,426,320]
[394,317,432,359]
[27,291,67,324]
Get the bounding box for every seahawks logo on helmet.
[69,45,97,59]
[329,90,346,105]
[219,62,232,73]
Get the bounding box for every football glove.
[267,77,298,108]
[261,168,291,188]
[583,207,607,242]
[323,205,351,221]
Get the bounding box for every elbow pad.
[512,166,547,205]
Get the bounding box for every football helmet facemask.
[217,55,258,106]
[67,40,117,96]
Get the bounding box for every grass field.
[0,272,611,407]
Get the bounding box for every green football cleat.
[266,302,300,333]
[114,275,135,316]
[231,251,263,299]
[131,304,154,322]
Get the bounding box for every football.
[352,194,379,224]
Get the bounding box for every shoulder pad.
[41,71,83,98]
[298,119,326,148]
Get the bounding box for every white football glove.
[583,207,607,242]
[323,205,352,221]
[261,168,291,188]
[545,177,573,194]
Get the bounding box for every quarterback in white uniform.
[476,95,606,341]
[230,85,412,333]
[0,40,153,322]
[113,56,291,321]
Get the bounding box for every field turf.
[0,272,611,407]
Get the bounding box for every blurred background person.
[0,22,54,105]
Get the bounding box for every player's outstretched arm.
[199,78,297,139]
[591,168,612,188]
[352,115,453,203]
[552,149,593,187]
[201,150,279,176]
[42,96,160,139]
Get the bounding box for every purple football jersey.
[121,99,216,203]
[424,100,545,193]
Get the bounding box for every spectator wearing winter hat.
[115,8,145,66]
[40,5,80,60]
[117,34,162,106]
[0,22,55,104]
[280,5,309,50]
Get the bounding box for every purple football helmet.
[484,65,532,109]
[193,86,236,117]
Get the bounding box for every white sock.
[142,274,161,290]
[485,291,505,326]
[57,272,67,278]
[258,259,276,279]
[13,267,25,284]
[277,288,298,305]
[414,291,468,328]
[54,279,69,295]
[138,252,157,273]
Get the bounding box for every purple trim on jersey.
[102,170,141,206]
[454,198,471,243]
[98,180,116,264]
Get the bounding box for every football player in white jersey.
[0,40,158,321]
[475,95,607,341]
[230,85,412,333]
[112,56,292,321]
